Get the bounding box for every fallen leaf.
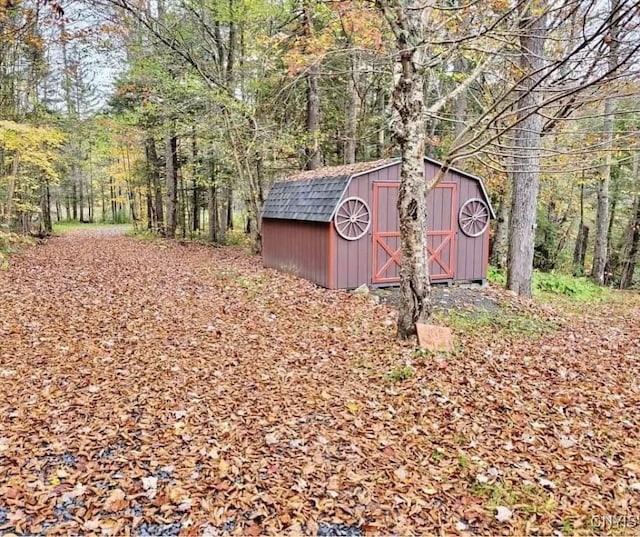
[346,401,359,413]
[495,506,513,523]
[394,467,408,481]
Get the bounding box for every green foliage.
[0,121,64,184]
[533,271,608,300]
[429,449,444,462]
[487,265,506,286]
[386,364,414,382]
[485,266,609,302]
[0,230,34,268]
[224,229,250,246]
[112,211,131,225]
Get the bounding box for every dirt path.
[0,231,639,536]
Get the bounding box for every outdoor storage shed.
[261,157,495,289]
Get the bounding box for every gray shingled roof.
[261,175,350,222]
[262,157,495,222]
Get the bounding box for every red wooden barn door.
[372,182,457,284]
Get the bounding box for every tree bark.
[40,180,52,234]
[304,3,321,170]
[592,0,619,285]
[208,184,218,243]
[165,128,178,238]
[226,186,233,230]
[378,0,431,339]
[491,189,510,270]
[192,131,200,232]
[376,85,386,158]
[507,3,547,298]
[573,181,588,277]
[345,52,360,164]
[207,160,219,242]
[619,152,639,289]
[453,56,468,166]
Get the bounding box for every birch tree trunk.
[378,0,431,339]
[507,3,547,297]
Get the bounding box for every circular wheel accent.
[334,197,371,241]
[459,198,490,237]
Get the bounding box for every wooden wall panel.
[262,219,330,287]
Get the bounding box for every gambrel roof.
[261,157,495,222]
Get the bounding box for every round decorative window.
[458,198,490,237]
[334,197,371,241]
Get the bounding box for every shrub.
[0,230,34,268]
[533,271,607,300]
[487,265,506,286]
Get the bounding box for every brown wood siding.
[425,160,488,281]
[333,169,394,289]
[451,174,487,281]
[262,219,330,287]
[334,161,488,287]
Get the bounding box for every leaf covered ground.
[0,230,639,536]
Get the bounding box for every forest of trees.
[1,1,639,312]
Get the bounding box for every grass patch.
[472,481,556,516]
[53,221,131,235]
[435,308,558,340]
[488,266,609,302]
[533,271,609,301]
[386,364,415,382]
[224,229,250,246]
[125,228,160,241]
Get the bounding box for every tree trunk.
[376,86,386,158]
[165,129,178,238]
[226,186,233,230]
[345,52,360,164]
[145,136,157,230]
[304,3,321,170]
[72,177,78,221]
[378,0,431,339]
[507,4,547,298]
[491,189,510,270]
[208,183,218,243]
[573,224,589,277]
[5,153,18,228]
[192,129,200,233]
[453,56,468,166]
[592,0,619,285]
[110,176,117,222]
[604,170,621,283]
[573,181,589,276]
[619,196,640,289]
[40,180,52,234]
[100,183,106,223]
[619,152,639,288]
[78,169,84,222]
